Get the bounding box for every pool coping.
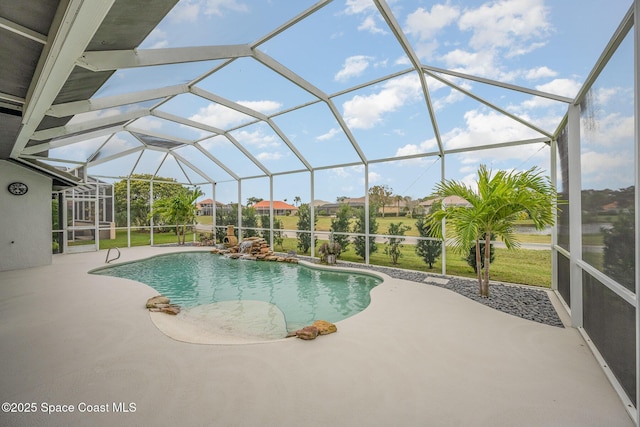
[93,250,391,345]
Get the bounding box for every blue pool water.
[92,252,381,332]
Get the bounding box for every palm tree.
[153,188,203,245]
[293,196,301,207]
[427,165,558,297]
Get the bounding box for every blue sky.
[50,0,634,205]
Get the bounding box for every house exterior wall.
[0,160,52,271]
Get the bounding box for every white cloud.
[203,0,248,16]
[405,4,460,41]
[316,128,342,141]
[344,0,376,15]
[233,128,280,149]
[458,0,550,57]
[395,144,421,157]
[237,100,282,115]
[149,40,169,49]
[525,66,557,80]
[335,55,373,82]
[342,74,422,129]
[436,109,547,172]
[256,151,283,161]
[189,100,281,131]
[145,28,168,49]
[169,0,200,22]
[130,116,164,131]
[343,0,387,35]
[581,113,634,148]
[169,0,247,22]
[190,104,249,130]
[581,150,634,189]
[404,4,459,61]
[358,16,386,34]
[441,49,506,80]
[535,78,582,98]
[367,171,382,184]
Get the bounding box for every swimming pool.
[91,252,381,336]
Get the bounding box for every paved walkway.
[0,246,633,427]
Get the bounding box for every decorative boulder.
[312,320,337,335]
[295,326,319,340]
[160,305,181,315]
[146,295,170,308]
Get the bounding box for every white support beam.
[125,127,194,146]
[87,146,144,167]
[11,0,116,158]
[253,49,328,101]
[373,0,445,155]
[0,16,47,44]
[77,44,253,71]
[0,91,25,105]
[425,69,553,139]
[575,4,634,106]
[325,100,368,164]
[193,142,240,181]
[423,65,575,104]
[266,119,312,171]
[151,110,223,135]
[443,137,550,155]
[225,133,272,177]
[21,124,125,155]
[567,104,583,328]
[31,108,150,141]
[47,84,188,117]
[634,0,640,422]
[190,87,268,121]
[172,152,215,184]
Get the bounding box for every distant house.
[419,195,471,213]
[196,199,225,216]
[253,200,299,216]
[317,197,365,215]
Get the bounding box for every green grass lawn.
[274,237,551,288]
[198,215,552,244]
[191,216,553,287]
[99,229,195,249]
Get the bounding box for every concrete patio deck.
[0,246,633,427]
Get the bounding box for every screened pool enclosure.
[0,0,638,423]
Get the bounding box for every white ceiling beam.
[324,100,368,165]
[0,16,47,44]
[47,84,188,117]
[190,86,268,121]
[151,110,223,135]
[21,124,125,155]
[87,146,145,167]
[0,91,25,105]
[266,119,312,171]
[31,108,150,141]
[253,49,328,101]
[10,0,116,158]
[422,65,574,104]
[172,152,215,183]
[574,3,634,105]
[77,44,253,71]
[425,70,553,139]
[193,142,240,181]
[252,0,332,47]
[224,133,272,177]
[443,138,551,156]
[125,127,194,146]
[374,0,445,156]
